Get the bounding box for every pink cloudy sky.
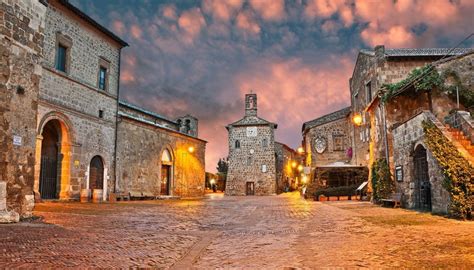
[72,0,474,172]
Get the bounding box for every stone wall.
[392,112,450,214]
[304,117,351,167]
[116,116,206,198]
[0,0,46,218]
[43,0,121,96]
[34,0,123,201]
[226,125,276,195]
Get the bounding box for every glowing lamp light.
[188,146,195,153]
[297,147,304,154]
[210,179,215,185]
[297,165,303,172]
[291,161,297,168]
[352,113,363,126]
[302,176,308,184]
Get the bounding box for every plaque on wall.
[313,137,327,154]
[246,127,258,137]
[395,166,403,182]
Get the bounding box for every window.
[98,66,107,90]
[235,140,240,149]
[98,109,104,119]
[247,156,252,165]
[333,135,345,151]
[366,81,372,103]
[56,44,67,72]
[262,138,267,148]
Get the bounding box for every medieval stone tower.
[225,93,278,195]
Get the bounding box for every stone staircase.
[446,127,474,156]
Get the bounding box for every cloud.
[235,10,261,35]
[178,8,207,44]
[305,0,353,26]
[112,20,125,35]
[162,4,178,21]
[130,24,142,39]
[235,55,353,146]
[202,0,243,22]
[249,0,286,21]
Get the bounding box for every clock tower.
[225,92,278,196]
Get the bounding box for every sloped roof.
[227,116,277,129]
[302,107,351,133]
[360,48,472,57]
[119,101,178,124]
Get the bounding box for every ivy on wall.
[382,65,472,111]
[371,158,394,202]
[423,120,474,219]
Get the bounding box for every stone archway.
[160,148,173,196]
[35,113,73,200]
[413,144,431,211]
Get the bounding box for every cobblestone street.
[1,192,473,269]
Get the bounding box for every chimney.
[374,45,385,58]
[245,92,257,117]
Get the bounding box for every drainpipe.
[113,47,123,194]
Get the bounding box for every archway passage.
[89,156,104,190]
[161,149,172,195]
[39,120,60,199]
[414,145,431,211]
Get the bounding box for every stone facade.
[350,46,471,192]
[226,93,278,196]
[302,107,352,168]
[117,102,206,198]
[34,0,127,202]
[392,112,450,214]
[0,0,46,219]
[275,142,299,193]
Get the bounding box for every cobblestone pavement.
[1,192,473,269]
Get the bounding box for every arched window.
[235,140,240,149]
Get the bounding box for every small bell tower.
[245,92,257,117]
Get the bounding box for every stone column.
[0,181,20,223]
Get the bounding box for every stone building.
[116,101,206,198]
[225,93,279,196]
[351,46,471,169]
[1,0,207,222]
[275,142,299,192]
[302,107,352,167]
[35,0,128,204]
[0,0,47,222]
[387,51,474,214]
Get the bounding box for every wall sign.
[313,137,327,154]
[395,166,403,182]
[13,135,22,146]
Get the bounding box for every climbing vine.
[382,65,443,102]
[422,120,474,219]
[371,158,394,202]
[382,65,471,111]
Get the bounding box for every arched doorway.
[89,156,104,190]
[161,149,173,195]
[39,120,61,199]
[413,145,431,211]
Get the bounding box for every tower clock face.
[246,127,258,137]
[314,137,327,154]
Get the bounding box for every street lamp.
[188,146,195,153]
[297,164,303,172]
[297,147,304,154]
[291,161,297,168]
[352,113,363,126]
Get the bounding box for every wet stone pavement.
[1,192,473,269]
